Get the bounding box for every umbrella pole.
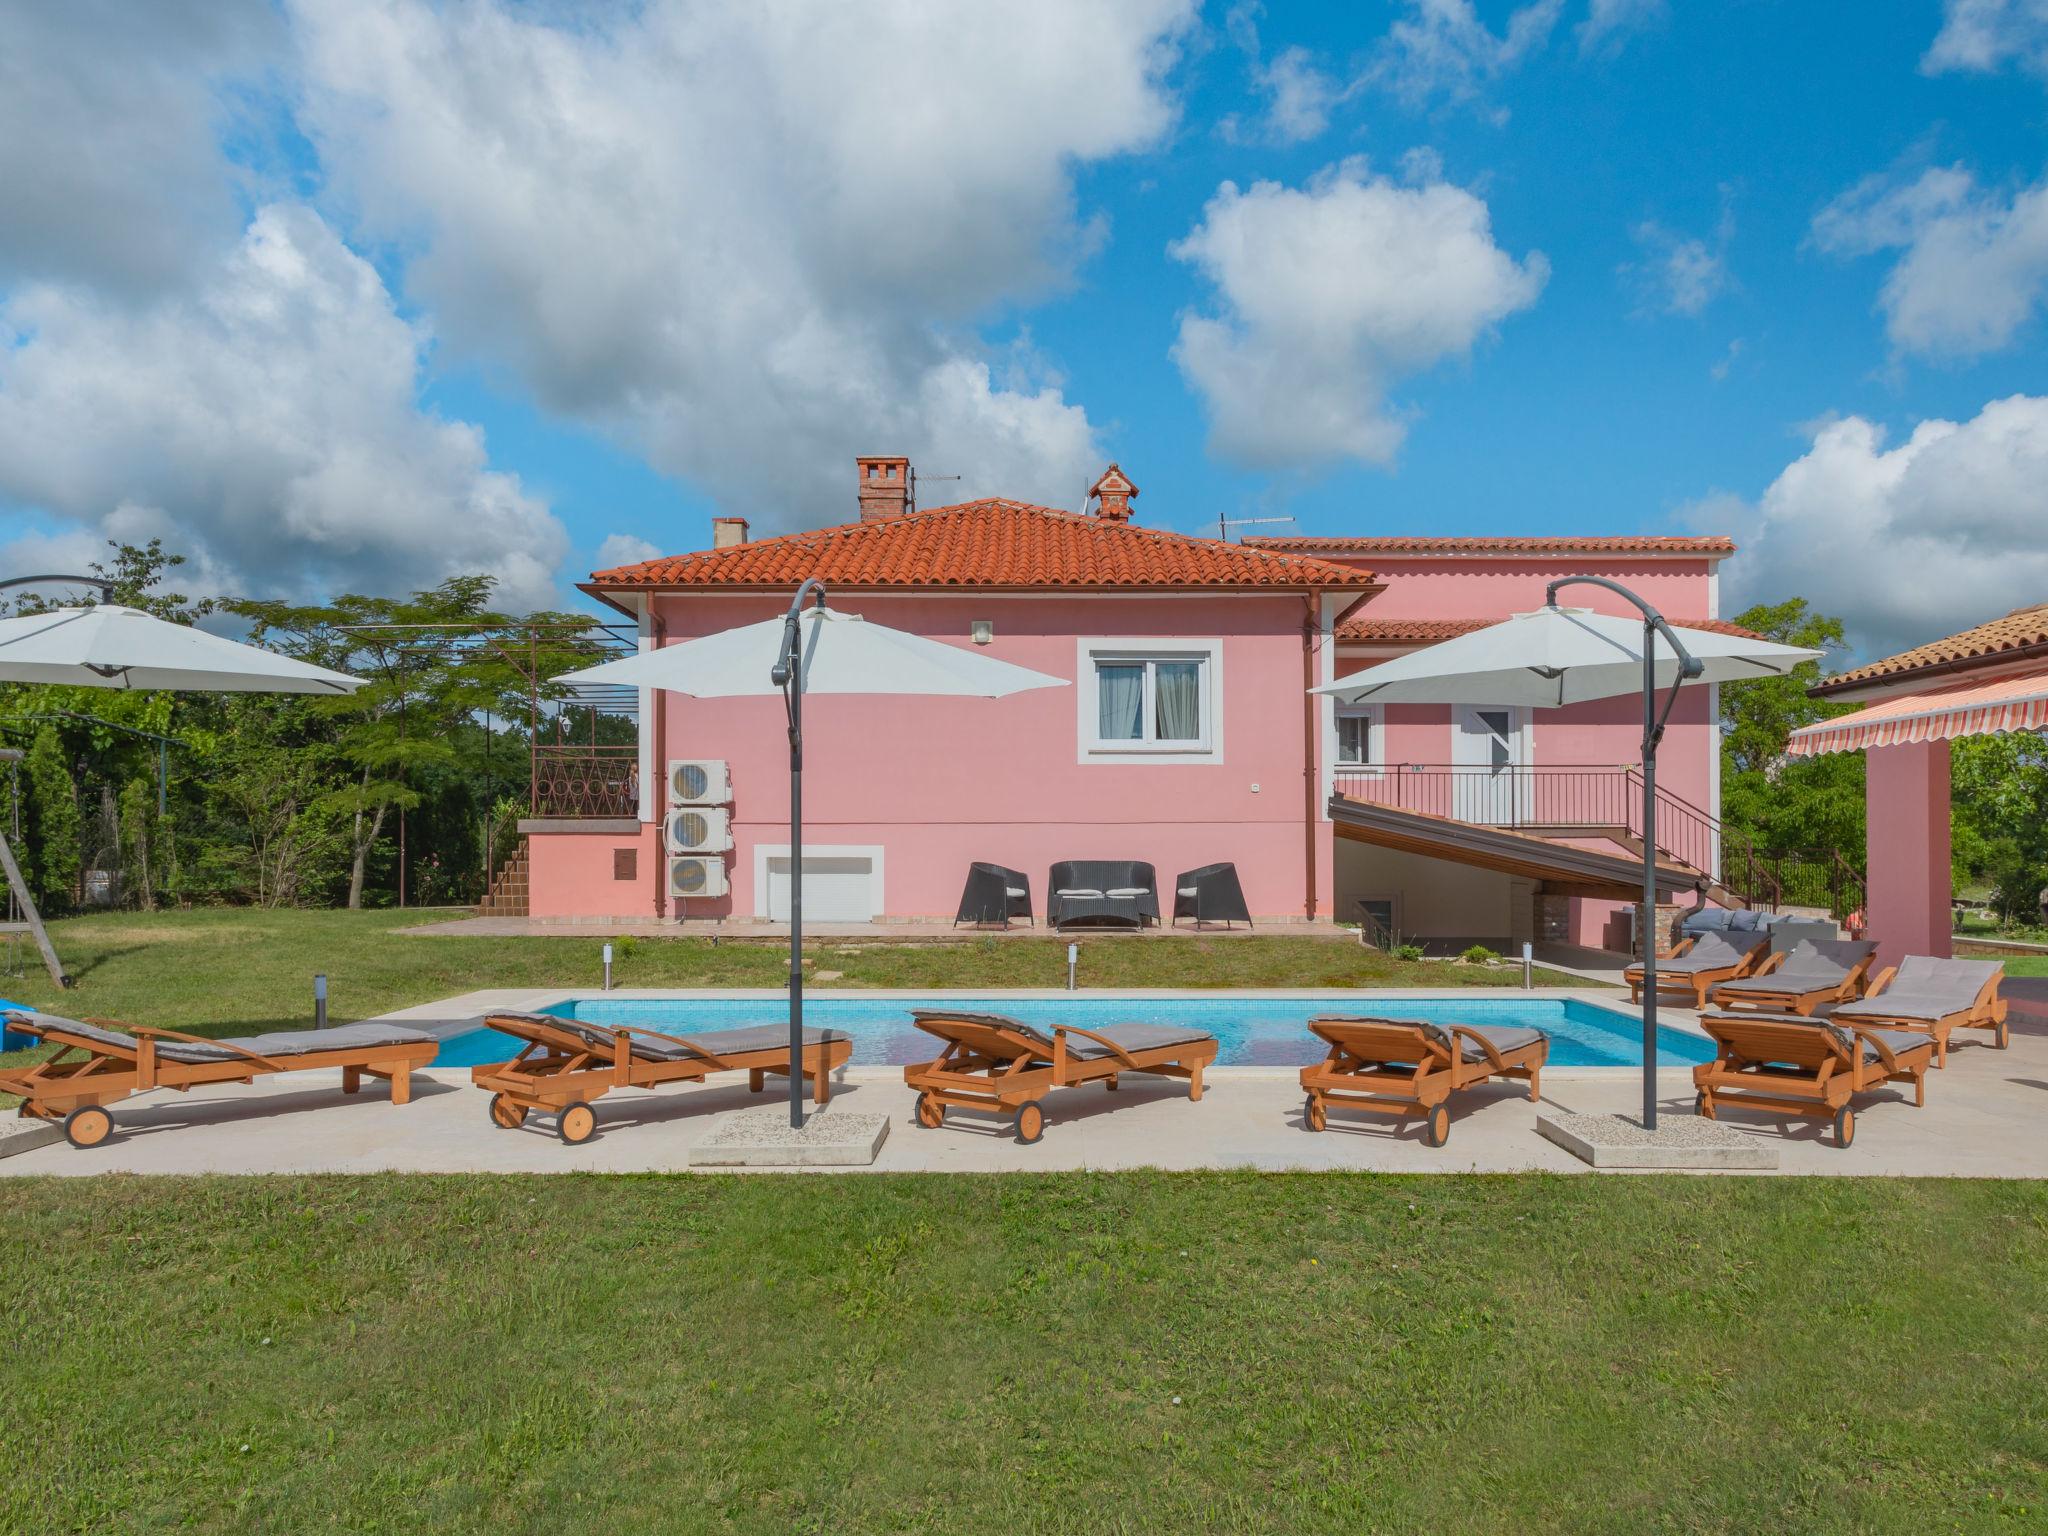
[773,578,827,1131]
[1640,622,1658,1131]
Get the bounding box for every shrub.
[1461,944,1498,964]
[1393,944,1425,962]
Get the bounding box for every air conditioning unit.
[664,806,733,855]
[667,855,730,901]
[668,759,731,805]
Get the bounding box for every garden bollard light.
[1067,942,1078,992]
[602,943,614,992]
[314,973,327,1030]
[1521,942,1533,990]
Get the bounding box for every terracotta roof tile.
[1340,615,1759,643]
[1813,603,2048,694]
[1245,535,1735,556]
[587,499,1377,593]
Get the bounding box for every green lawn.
[0,908,1595,1041]
[0,1173,2040,1533]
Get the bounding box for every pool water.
[432,995,1709,1070]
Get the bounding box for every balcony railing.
[532,745,640,819]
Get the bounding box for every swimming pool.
[431,994,1709,1070]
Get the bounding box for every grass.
[0,907,1597,1042]
[0,1173,2041,1533]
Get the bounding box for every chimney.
[711,516,749,549]
[1088,463,1138,522]
[857,455,911,522]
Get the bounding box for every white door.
[1452,706,1525,823]
[763,852,877,922]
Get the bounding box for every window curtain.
[1154,661,1201,740]
[1097,663,1144,740]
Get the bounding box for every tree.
[23,725,82,911]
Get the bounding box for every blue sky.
[1,1,2044,658]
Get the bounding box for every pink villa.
[515,457,1737,951]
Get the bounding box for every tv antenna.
[1217,512,1296,542]
[909,469,960,515]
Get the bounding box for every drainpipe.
[1302,593,1320,922]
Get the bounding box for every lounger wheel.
[1014,1102,1045,1145]
[1995,1020,2010,1050]
[1832,1107,1855,1148]
[914,1091,944,1129]
[557,1101,597,1146]
[488,1093,528,1130]
[1422,1102,1450,1148]
[1303,1093,1327,1133]
[62,1105,112,1149]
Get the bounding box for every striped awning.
[1786,670,2048,757]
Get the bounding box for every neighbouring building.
[510,457,1736,952]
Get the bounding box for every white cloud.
[1169,159,1548,470]
[1220,7,1343,144]
[595,534,663,571]
[287,0,1197,529]
[1712,395,2048,659]
[1368,0,1563,115]
[1813,163,2048,358]
[1624,192,1736,316]
[1578,0,1666,56]
[1923,0,2048,78]
[0,0,279,295]
[0,205,567,610]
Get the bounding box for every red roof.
[1812,603,2048,696]
[1341,615,1758,644]
[1246,535,1735,556]
[587,499,1378,594]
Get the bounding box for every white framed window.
[1335,704,1379,769]
[1077,638,1223,763]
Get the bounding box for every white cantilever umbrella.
[559,580,1068,1127]
[1314,580,1822,1132]
[0,605,363,693]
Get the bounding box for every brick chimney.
[1089,463,1138,522]
[711,516,749,549]
[857,455,910,522]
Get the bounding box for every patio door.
[1451,706,1526,824]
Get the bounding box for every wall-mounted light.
[969,619,995,645]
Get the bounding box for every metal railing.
[532,746,640,818]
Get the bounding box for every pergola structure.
[1790,602,2048,967]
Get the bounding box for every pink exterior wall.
[542,590,1325,920]
[528,824,661,920]
[1864,740,1952,968]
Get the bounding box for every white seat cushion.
[1055,888,1104,899]
[1005,886,1028,898]
[1106,887,1148,898]
[1177,886,1199,897]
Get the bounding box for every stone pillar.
[1864,740,1951,968]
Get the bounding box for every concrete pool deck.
[3,986,2042,1177]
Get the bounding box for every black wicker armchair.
[1047,860,1159,931]
[954,862,1033,927]
[1173,863,1252,928]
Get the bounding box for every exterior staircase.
[477,838,530,917]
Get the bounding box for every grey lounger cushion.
[1833,957,2000,1022]
[909,1010,1214,1060]
[1313,1015,1547,1063]
[6,1011,431,1064]
[1714,939,1874,994]
[1701,1012,1930,1065]
[1642,933,1755,977]
[499,1012,848,1063]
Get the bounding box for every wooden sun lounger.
[471,1011,853,1144]
[1829,957,2008,1066]
[1624,931,1771,1008]
[903,1010,1217,1143]
[1299,1016,1548,1147]
[1705,939,1877,1016]
[1692,1011,1935,1148]
[0,1010,436,1149]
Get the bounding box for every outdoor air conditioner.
[667,855,730,901]
[668,759,731,805]
[664,806,733,855]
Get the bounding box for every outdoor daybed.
[1299,1015,1548,1148]
[1047,860,1159,931]
[1693,1011,1935,1148]
[472,1011,853,1145]
[1624,930,1771,1008]
[1827,956,2008,1065]
[0,1010,437,1149]
[1705,938,1877,1015]
[903,1009,1216,1143]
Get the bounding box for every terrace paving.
[4,986,2041,1179]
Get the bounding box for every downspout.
[652,605,668,920]
[1302,593,1320,922]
